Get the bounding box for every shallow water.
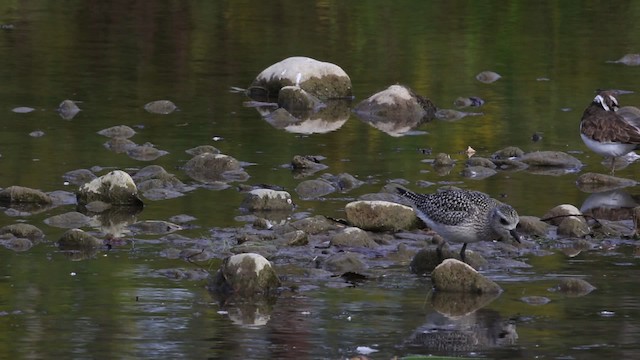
[2,1,640,359]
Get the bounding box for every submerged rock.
[248,56,352,101]
[144,100,177,114]
[323,251,368,274]
[345,200,417,231]
[0,186,53,205]
[1,238,33,252]
[128,220,182,235]
[240,189,294,211]
[183,153,249,183]
[431,259,502,294]
[58,228,103,249]
[209,253,281,297]
[517,151,582,169]
[606,53,640,66]
[97,125,136,139]
[277,85,324,113]
[126,144,169,161]
[550,278,596,296]
[104,137,137,153]
[0,223,45,241]
[454,96,485,108]
[185,145,221,156]
[575,172,638,193]
[57,99,81,119]
[44,211,91,228]
[77,170,143,206]
[63,169,97,186]
[330,227,378,248]
[295,179,336,199]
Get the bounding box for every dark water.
[2,1,640,359]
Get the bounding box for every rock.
[185,145,220,156]
[462,166,497,180]
[277,85,324,112]
[240,189,294,211]
[183,153,249,183]
[104,137,137,153]
[63,169,97,186]
[433,153,455,167]
[128,220,182,235]
[550,278,596,296]
[58,228,103,249]
[77,170,143,206]
[410,245,488,274]
[517,151,583,169]
[1,238,33,252]
[492,146,525,160]
[323,251,368,274]
[431,259,502,294]
[29,130,45,137]
[44,211,91,228]
[353,85,437,133]
[0,186,52,205]
[57,99,81,119]
[542,204,582,226]
[126,144,169,161]
[248,56,352,101]
[0,223,45,241]
[144,100,177,114]
[295,179,336,199]
[12,106,35,113]
[557,216,591,237]
[179,248,214,262]
[97,125,136,139]
[320,173,364,192]
[345,200,418,231]
[476,70,501,83]
[466,157,497,169]
[330,227,378,248]
[287,215,337,234]
[208,253,281,296]
[576,172,638,193]
[517,216,551,237]
[281,230,308,246]
[291,155,328,177]
[521,296,551,305]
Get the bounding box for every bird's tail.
[385,183,420,203]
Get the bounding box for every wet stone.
[330,227,378,248]
[0,186,53,205]
[77,170,143,206]
[492,146,525,160]
[517,151,582,169]
[104,138,137,153]
[0,223,45,241]
[209,253,281,297]
[1,238,33,252]
[126,145,169,161]
[295,179,336,199]
[476,70,501,83]
[320,173,364,192]
[323,251,368,274]
[97,125,136,139]
[550,278,596,297]
[183,153,248,184]
[240,189,294,211]
[128,220,182,235]
[58,228,103,249]
[57,99,81,119]
[144,100,177,114]
[465,157,497,169]
[431,259,502,294]
[185,145,221,156]
[44,211,91,228]
[345,200,417,232]
[63,169,97,186]
[462,166,497,180]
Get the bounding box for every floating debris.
[476,70,501,83]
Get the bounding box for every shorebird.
[579,90,640,173]
[393,185,520,262]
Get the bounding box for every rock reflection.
[255,101,350,134]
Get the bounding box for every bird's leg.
[459,243,467,263]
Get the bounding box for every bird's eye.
[500,218,509,225]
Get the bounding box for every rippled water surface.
[2,1,640,359]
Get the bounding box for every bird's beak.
[510,228,523,243]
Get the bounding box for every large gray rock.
[0,186,52,205]
[0,223,45,241]
[77,170,143,206]
[354,85,437,136]
[248,56,352,101]
[209,253,281,297]
[431,259,502,294]
[345,200,418,231]
[517,151,582,169]
[295,179,336,199]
